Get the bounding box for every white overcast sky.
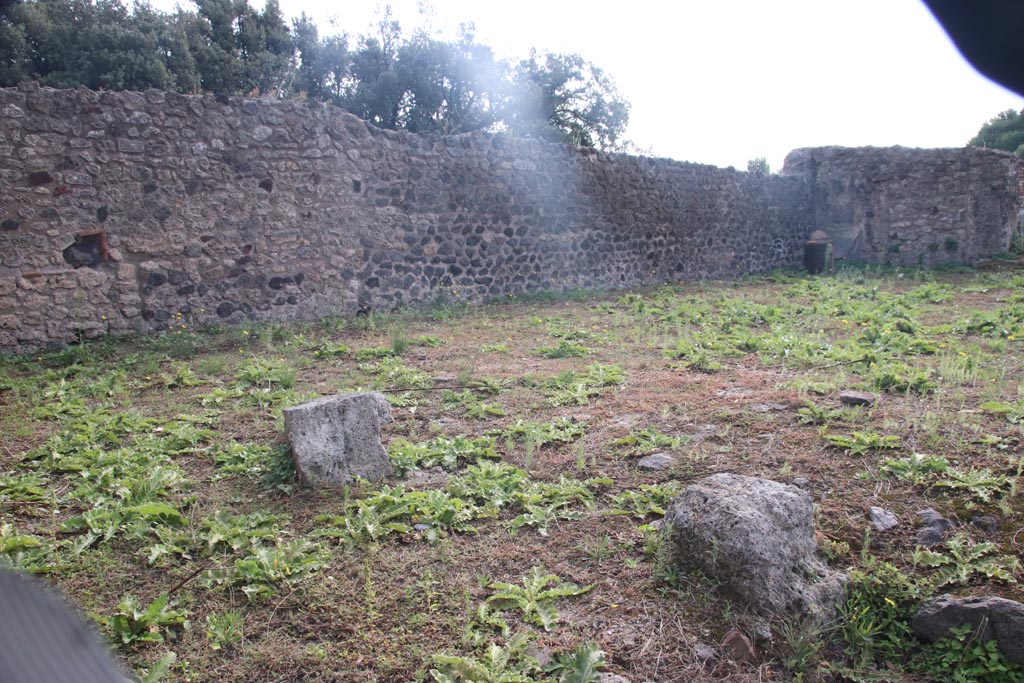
[159,0,1024,171]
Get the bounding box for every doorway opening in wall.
[62,230,108,268]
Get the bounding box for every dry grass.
[2,265,1024,682]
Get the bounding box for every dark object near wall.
[0,569,127,682]
[803,230,832,275]
[62,231,107,268]
[924,1,1024,96]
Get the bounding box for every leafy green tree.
[291,12,348,102]
[506,50,630,150]
[969,109,1024,157]
[395,27,504,135]
[0,1,32,86]
[1,0,179,91]
[189,0,293,95]
[340,8,404,128]
[0,0,631,149]
[747,157,770,174]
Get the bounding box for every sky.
[160,0,1024,172]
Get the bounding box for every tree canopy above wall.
[0,0,630,150]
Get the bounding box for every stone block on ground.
[720,630,757,663]
[284,392,393,487]
[636,453,675,470]
[839,390,878,407]
[662,473,846,625]
[916,508,953,546]
[869,506,898,532]
[912,594,1024,665]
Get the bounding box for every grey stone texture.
[662,473,847,625]
[283,392,393,487]
[720,630,757,663]
[869,506,899,532]
[839,390,878,407]
[912,594,1024,665]
[783,146,1021,267]
[916,507,954,546]
[0,83,1019,351]
[636,452,675,470]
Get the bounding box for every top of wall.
[782,144,1020,174]
[0,83,813,351]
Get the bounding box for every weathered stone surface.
[869,506,899,532]
[284,392,393,487]
[972,514,999,535]
[916,508,953,546]
[784,146,1019,267]
[839,390,878,407]
[749,402,787,413]
[692,642,718,664]
[636,453,675,470]
[663,473,847,625]
[720,630,756,663]
[912,594,1024,664]
[0,83,1018,352]
[596,674,630,683]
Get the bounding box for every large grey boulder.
[912,594,1024,665]
[662,473,846,625]
[283,393,393,487]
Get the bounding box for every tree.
[0,0,631,149]
[339,7,404,128]
[394,26,503,135]
[747,157,770,174]
[291,12,348,102]
[506,50,630,150]
[189,0,294,95]
[0,1,32,86]
[968,109,1024,157]
[1,0,179,91]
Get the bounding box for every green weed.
[109,593,190,646]
[483,566,592,632]
[912,534,1020,587]
[824,431,902,456]
[205,610,244,650]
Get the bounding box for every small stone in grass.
[692,642,718,664]
[869,506,899,532]
[721,630,757,662]
[637,453,676,470]
[916,508,953,546]
[972,514,999,535]
[839,390,878,407]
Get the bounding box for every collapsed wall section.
[0,84,810,350]
[783,146,1021,266]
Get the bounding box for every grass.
[2,265,1024,682]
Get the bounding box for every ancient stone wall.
[782,146,1021,266]
[0,83,1019,351]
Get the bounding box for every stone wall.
[782,146,1021,266]
[0,83,1019,351]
